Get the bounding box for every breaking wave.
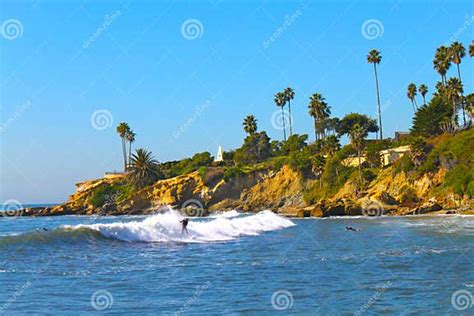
[63,210,295,243]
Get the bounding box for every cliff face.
[22,131,474,217]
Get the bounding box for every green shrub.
[90,185,119,208]
[281,134,308,155]
[286,148,312,174]
[223,167,245,181]
[392,154,415,174]
[198,166,207,180]
[420,129,473,174]
[443,165,473,197]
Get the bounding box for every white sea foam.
[208,210,241,219]
[65,210,294,243]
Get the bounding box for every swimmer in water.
[345,226,360,232]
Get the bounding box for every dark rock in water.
[321,198,363,217]
[446,210,456,214]
[412,202,442,215]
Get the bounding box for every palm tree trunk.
[288,100,293,136]
[422,96,426,106]
[357,150,362,184]
[411,101,416,113]
[281,106,286,141]
[414,98,418,110]
[373,64,383,140]
[128,141,132,169]
[457,64,462,82]
[452,100,458,128]
[314,119,318,141]
[121,138,127,172]
[456,64,466,126]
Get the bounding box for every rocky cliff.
[21,131,474,218]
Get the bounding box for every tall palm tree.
[284,87,295,136]
[348,123,366,184]
[407,83,418,112]
[450,42,467,125]
[445,77,464,127]
[274,92,287,141]
[418,84,428,106]
[367,49,383,140]
[433,46,451,85]
[450,42,466,81]
[116,122,130,172]
[243,115,258,135]
[308,93,331,141]
[469,41,474,57]
[125,130,136,170]
[128,148,161,188]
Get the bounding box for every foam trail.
[66,210,295,243]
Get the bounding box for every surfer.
[345,226,360,232]
[180,218,189,234]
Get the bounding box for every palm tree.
[367,49,383,140]
[433,46,451,85]
[450,42,466,81]
[348,123,366,184]
[125,130,136,170]
[407,83,418,112]
[274,92,287,141]
[311,155,326,187]
[243,115,258,135]
[418,84,428,106]
[284,87,295,136]
[308,93,331,141]
[445,77,464,127]
[128,148,161,188]
[469,41,474,57]
[322,135,340,156]
[116,122,130,172]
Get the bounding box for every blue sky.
[1,0,473,203]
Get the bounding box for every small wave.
[0,227,104,247]
[64,210,295,243]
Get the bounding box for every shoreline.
[7,205,474,219]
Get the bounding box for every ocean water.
[0,210,473,315]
